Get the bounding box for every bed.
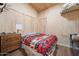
[22,33,58,56]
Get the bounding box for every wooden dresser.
[0,33,21,55]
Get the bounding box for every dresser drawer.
[5,34,20,38]
[6,44,20,52]
[6,38,20,43]
[6,41,20,46]
[5,37,20,42]
[2,41,20,48]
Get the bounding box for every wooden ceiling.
[29,3,57,13]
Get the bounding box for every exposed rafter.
[29,3,57,13]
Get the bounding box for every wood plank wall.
[0,7,38,35]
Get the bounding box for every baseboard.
[57,43,72,48]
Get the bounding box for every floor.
[6,45,72,56]
[56,45,72,56]
[7,48,27,56]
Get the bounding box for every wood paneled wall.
[0,7,38,35]
[39,4,79,47]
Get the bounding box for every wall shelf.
[61,3,79,14]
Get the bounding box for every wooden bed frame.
[22,43,57,56]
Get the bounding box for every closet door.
[32,19,39,32]
[38,18,47,33]
[24,16,33,34]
